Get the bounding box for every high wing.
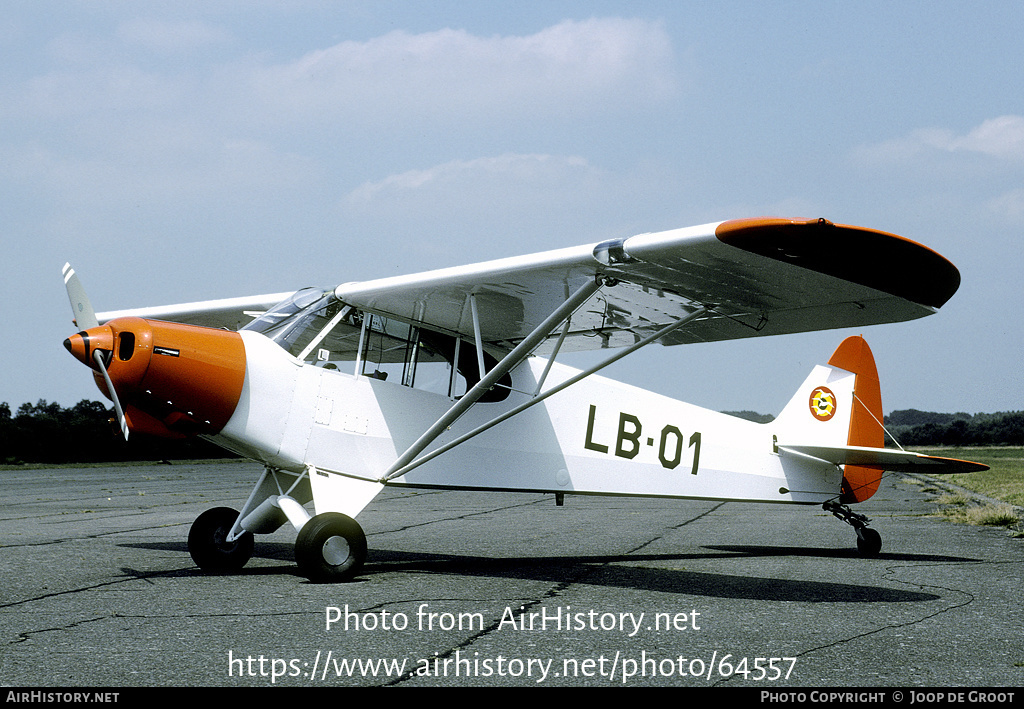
[95,217,960,351]
[97,292,295,330]
[334,217,960,353]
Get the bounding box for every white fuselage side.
[213,331,847,506]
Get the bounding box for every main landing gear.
[187,504,367,583]
[294,512,367,583]
[823,500,882,556]
[188,507,254,571]
[186,465,370,583]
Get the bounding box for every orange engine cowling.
[64,317,246,438]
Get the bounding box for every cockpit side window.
[246,290,510,401]
[417,330,511,402]
[357,315,511,401]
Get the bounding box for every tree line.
[1,400,1022,466]
[884,409,1024,447]
[0,400,235,465]
[729,408,1024,447]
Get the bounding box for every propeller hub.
[64,328,114,370]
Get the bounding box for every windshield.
[242,289,362,362]
[241,287,325,336]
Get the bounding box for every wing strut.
[469,293,488,378]
[379,277,604,483]
[381,305,709,483]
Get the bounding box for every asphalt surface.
[1,460,1021,688]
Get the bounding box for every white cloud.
[854,115,1024,164]
[344,153,596,205]
[337,152,678,267]
[947,115,1024,160]
[247,18,675,124]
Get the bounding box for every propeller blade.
[62,262,99,330]
[93,349,129,441]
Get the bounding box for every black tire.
[188,507,254,572]
[856,527,882,556]
[295,512,366,583]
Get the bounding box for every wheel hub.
[321,536,351,566]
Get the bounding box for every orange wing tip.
[714,217,961,309]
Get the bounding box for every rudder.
[827,336,884,503]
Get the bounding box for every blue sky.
[3,1,1022,419]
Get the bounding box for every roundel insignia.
[809,386,837,421]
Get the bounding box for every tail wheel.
[295,512,367,583]
[188,507,254,572]
[856,527,882,556]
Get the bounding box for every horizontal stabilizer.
[777,444,989,475]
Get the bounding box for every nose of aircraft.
[63,317,247,437]
[64,328,114,369]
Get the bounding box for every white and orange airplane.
[62,217,987,582]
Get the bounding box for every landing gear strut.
[185,464,373,583]
[823,500,882,556]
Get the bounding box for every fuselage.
[209,329,845,505]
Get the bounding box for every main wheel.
[856,527,882,556]
[295,512,367,583]
[188,507,254,572]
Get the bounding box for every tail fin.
[773,335,885,503]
